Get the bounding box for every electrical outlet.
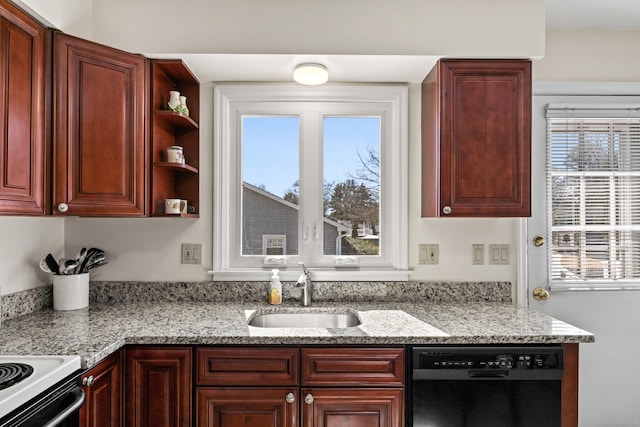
[181,243,202,264]
[419,244,439,265]
[489,244,510,265]
[472,244,485,265]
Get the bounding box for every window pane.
[547,117,640,284]
[323,117,381,256]
[242,116,299,256]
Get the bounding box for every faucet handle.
[298,262,311,276]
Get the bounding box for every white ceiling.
[153,1,640,84]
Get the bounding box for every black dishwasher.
[408,346,564,427]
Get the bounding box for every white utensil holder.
[53,273,89,310]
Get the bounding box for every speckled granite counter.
[0,300,594,369]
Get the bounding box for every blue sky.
[242,116,380,198]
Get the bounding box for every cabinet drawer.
[301,348,404,387]
[197,347,299,386]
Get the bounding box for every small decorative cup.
[166,146,183,163]
[53,273,90,310]
[165,198,181,214]
[180,200,188,214]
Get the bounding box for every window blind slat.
[546,110,640,289]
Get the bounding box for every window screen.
[546,104,640,290]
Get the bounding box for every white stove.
[0,355,81,418]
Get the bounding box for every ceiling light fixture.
[293,63,328,85]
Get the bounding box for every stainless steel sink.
[247,312,361,328]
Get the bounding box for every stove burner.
[0,363,34,390]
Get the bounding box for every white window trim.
[210,83,409,281]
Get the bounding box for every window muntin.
[547,113,640,287]
[212,84,408,279]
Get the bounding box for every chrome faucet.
[296,262,312,306]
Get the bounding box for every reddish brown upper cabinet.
[422,59,531,217]
[0,0,49,215]
[53,32,147,217]
[80,351,122,427]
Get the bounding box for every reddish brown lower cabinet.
[80,351,122,427]
[195,347,404,427]
[197,388,298,427]
[562,343,579,427]
[301,388,403,427]
[125,347,192,427]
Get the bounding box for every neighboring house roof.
[242,182,351,233]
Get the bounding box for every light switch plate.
[419,244,439,265]
[181,243,202,264]
[472,244,485,265]
[489,244,510,265]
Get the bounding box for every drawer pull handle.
[304,394,314,405]
[285,393,295,404]
[82,375,95,386]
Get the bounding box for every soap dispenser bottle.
[269,269,282,305]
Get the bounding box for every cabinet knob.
[442,206,452,215]
[57,203,69,213]
[82,375,95,386]
[285,393,295,404]
[304,394,314,405]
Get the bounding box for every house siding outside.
[242,184,341,255]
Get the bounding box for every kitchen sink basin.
[247,312,361,328]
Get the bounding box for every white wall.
[534,30,640,82]
[0,218,64,295]
[90,0,544,58]
[11,0,93,39]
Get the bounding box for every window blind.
[546,103,640,291]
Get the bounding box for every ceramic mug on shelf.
[165,198,181,214]
[166,146,183,164]
[180,200,188,214]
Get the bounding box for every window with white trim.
[546,103,640,289]
[212,84,408,280]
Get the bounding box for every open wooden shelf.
[154,162,198,174]
[150,59,200,217]
[154,110,199,130]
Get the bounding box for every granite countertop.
[0,300,594,369]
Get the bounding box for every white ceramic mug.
[166,146,183,163]
[165,198,181,214]
[180,200,188,214]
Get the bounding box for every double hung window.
[546,103,640,289]
[213,85,408,280]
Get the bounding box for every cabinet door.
[0,0,49,215]
[197,388,298,427]
[125,347,192,427]
[80,351,122,427]
[53,32,147,216]
[301,388,403,427]
[422,59,531,217]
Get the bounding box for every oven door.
[0,372,85,427]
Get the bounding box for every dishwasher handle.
[413,368,563,381]
[468,370,509,379]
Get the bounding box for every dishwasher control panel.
[414,346,563,371]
